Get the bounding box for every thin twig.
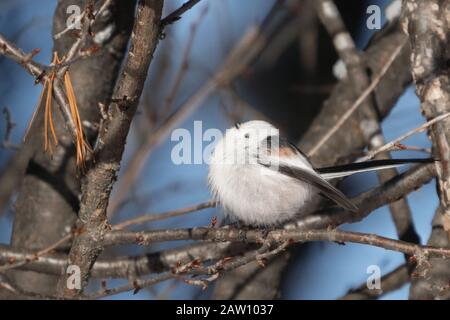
[112,200,216,230]
[82,225,450,299]
[104,227,450,259]
[0,33,79,151]
[359,112,450,162]
[86,241,271,298]
[0,201,215,273]
[0,234,72,273]
[307,38,407,157]
[1,107,19,150]
[160,0,202,28]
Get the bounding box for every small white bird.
[208,120,432,226]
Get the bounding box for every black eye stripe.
[265,135,272,148]
[235,122,241,129]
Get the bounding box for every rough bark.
[0,0,136,298]
[56,0,164,298]
[401,0,450,300]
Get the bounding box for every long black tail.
[316,158,434,180]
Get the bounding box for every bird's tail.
[316,158,434,180]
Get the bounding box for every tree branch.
[0,0,137,298]
[0,33,79,145]
[402,0,450,300]
[56,0,164,298]
[0,242,243,279]
[160,0,202,28]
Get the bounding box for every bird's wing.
[258,159,358,212]
[261,135,313,166]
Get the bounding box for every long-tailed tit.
[208,120,432,226]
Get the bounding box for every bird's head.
[211,120,279,166]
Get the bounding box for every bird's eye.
[235,122,241,129]
[244,133,250,139]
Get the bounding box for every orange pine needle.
[47,74,58,146]
[26,51,91,168]
[41,53,60,155]
[64,70,88,166]
[43,82,49,152]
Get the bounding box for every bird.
[208,120,433,226]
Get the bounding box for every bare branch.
[0,234,71,273]
[112,200,216,230]
[0,33,79,150]
[0,33,44,78]
[1,107,19,150]
[307,38,406,157]
[86,227,450,298]
[57,0,164,298]
[359,112,450,162]
[0,241,242,279]
[103,226,450,260]
[160,0,202,28]
[0,200,215,275]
